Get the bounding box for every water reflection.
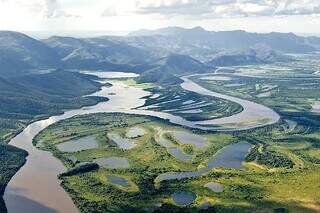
[94,157,130,169]
[181,76,280,130]
[56,136,98,152]
[172,190,196,206]
[4,71,276,213]
[157,142,252,182]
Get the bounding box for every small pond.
[207,142,252,170]
[108,133,135,150]
[173,131,208,149]
[107,175,129,187]
[56,136,98,152]
[168,148,191,161]
[157,142,252,182]
[172,190,196,206]
[94,157,129,169]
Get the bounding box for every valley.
[3,64,320,212]
[0,27,320,213]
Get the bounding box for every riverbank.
[3,71,283,212]
[32,112,320,212]
[0,72,107,212]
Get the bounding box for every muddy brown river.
[4,71,280,213]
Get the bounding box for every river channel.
[4,71,280,213]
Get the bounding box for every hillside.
[136,54,212,85]
[43,36,154,71]
[136,68,183,85]
[0,71,104,142]
[0,69,107,211]
[151,54,212,74]
[0,31,61,77]
[207,46,288,66]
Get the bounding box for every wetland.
[4,54,320,213]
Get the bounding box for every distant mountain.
[0,31,61,77]
[207,46,288,66]
[151,54,212,74]
[136,54,212,85]
[126,27,320,61]
[208,50,263,67]
[1,29,319,81]
[129,26,208,37]
[43,36,155,71]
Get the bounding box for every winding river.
[181,76,280,130]
[4,71,280,213]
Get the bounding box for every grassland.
[34,112,320,212]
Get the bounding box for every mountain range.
[1,27,320,82]
[0,31,61,77]
[128,27,320,58]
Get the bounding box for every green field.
[34,113,320,212]
[5,54,320,212]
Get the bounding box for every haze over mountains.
[1,26,320,80]
[128,27,320,58]
[4,26,318,146]
[0,31,61,77]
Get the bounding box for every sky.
[0,0,320,36]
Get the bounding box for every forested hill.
[0,70,107,211]
[0,71,104,142]
[0,31,61,77]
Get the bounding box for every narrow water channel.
[4,71,280,213]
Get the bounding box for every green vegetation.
[0,143,28,212]
[34,113,320,212]
[0,70,106,211]
[2,30,320,213]
[191,55,320,127]
[0,71,105,142]
[136,68,183,85]
[245,145,294,168]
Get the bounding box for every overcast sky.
[0,0,320,35]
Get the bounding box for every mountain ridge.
[0,31,62,77]
[1,28,319,81]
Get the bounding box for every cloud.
[42,0,75,18]
[0,0,78,19]
[135,0,236,15]
[135,0,320,17]
[274,0,320,16]
[101,6,118,17]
